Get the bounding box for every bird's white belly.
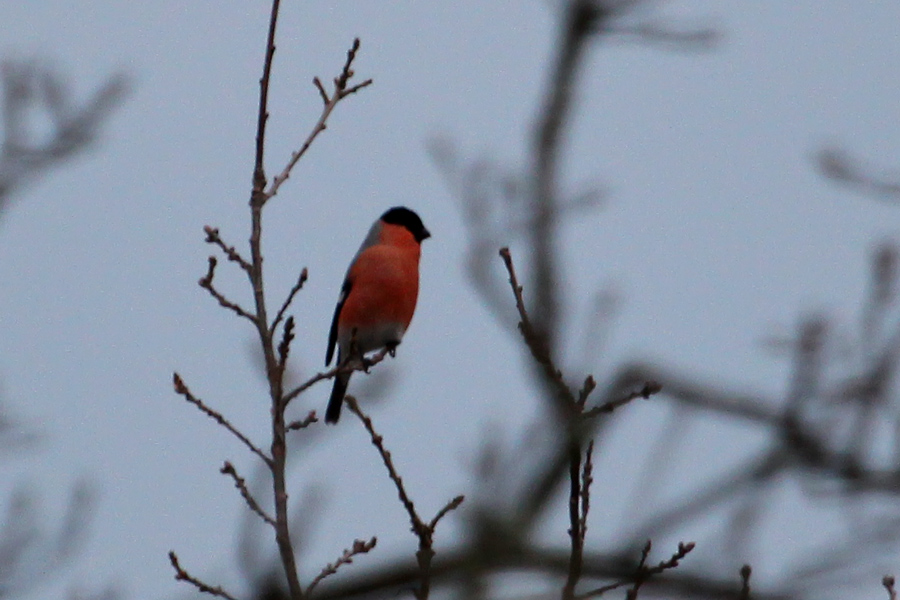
[340,321,407,355]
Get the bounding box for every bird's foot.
[386,341,399,358]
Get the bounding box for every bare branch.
[346,396,422,529]
[333,38,374,98]
[172,373,271,466]
[346,397,463,600]
[740,565,753,600]
[580,441,594,540]
[576,376,596,408]
[221,461,275,527]
[199,256,257,323]
[266,38,372,201]
[625,540,696,600]
[576,580,628,599]
[609,22,720,50]
[584,380,661,418]
[287,410,318,431]
[271,268,308,336]
[245,5,305,597]
[168,550,241,600]
[563,441,585,600]
[885,575,897,600]
[251,0,280,196]
[429,496,465,531]
[306,537,378,596]
[204,226,252,273]
[277,316,295,372]
[499,247,575,412]
[313,77,329,105]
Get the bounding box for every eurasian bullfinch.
[325,206,430,423]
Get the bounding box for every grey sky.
[1,2,899,599]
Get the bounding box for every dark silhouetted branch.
[169,551,240,600]
[271,268,308,337]
[739,565,753,600]
[816,146,900,202]
[307,537,378,596]
[0,60,127,211]
[625,540,695,600]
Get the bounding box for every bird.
[324,206,430,423]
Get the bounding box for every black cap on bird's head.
[381,206,431,243]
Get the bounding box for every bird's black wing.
[326,278,352,366]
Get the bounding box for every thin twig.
[499,247,575,410]
[266,38,372,200]
[313,77,329,104]
[346,396,420,526]
[168,551,240,600]
[580,441,594,540]
[563,439,584,600]
[575,580,628,599]
[271,268,308,337]
[277,316,295,371]
[584,381,661,418]
[287,410,318,431]
[739,565,752,600]
[306,537,378,596]
[429,496,465,530]
[625,540,696,600]
[251,0,280,195]
[576,540,697,599]
[173,373,271,466]
[345,397,464,600]
[199,257,257,323]
[221,461,275,527]
[625,540,654,600]
[204,226,252,273]
[816,147,900,202]
[500,245,596,539]
[576,375,596,408]
[334,38,373,97]
[884,575,897,600]
[609,23,719,50]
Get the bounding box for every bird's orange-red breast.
[325,207,430,423]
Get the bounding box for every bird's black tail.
[325,372,350,424]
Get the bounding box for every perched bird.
[325,206,430,423]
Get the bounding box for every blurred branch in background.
[610,241,900,597]
[816,146,900,203]
[0,58,125,599]
[223,0,900,598]
[0,481,97,599]
[0,59,127,214]
[418,0,900,598]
